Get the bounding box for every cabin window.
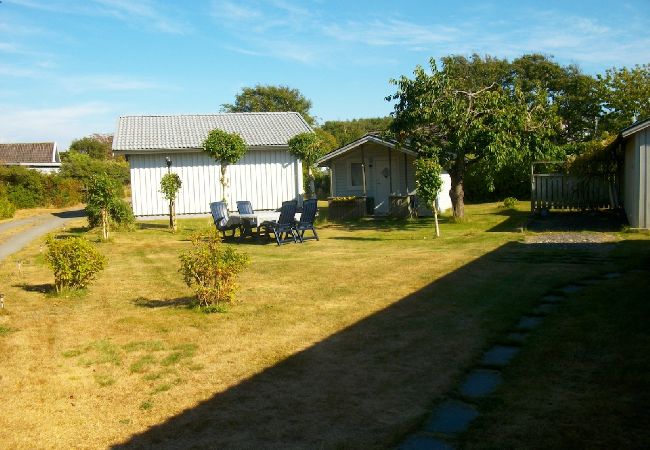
[350,163,363,187]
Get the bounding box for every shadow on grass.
[13,283,54,294]
[526,209,627,232]
[111,240,650,449]
[52,209,86,219]
[132,296,195,309]
[137,223,170,230]
[487,208,531,232]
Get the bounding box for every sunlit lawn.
[0,202,647,448]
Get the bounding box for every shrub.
[178,231,249,309]
[45,235,107,292]
[503,197,518,209]
[60,151,130,187]
[0,165,46,208]
[46,176,83,207]
[0,195,15,219]
[85,174,134,238]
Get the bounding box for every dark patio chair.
[236,200,261,236]
[262,200,298,245]
[209,201,241,238]
[295,198,319,242]
[236,201,254,215]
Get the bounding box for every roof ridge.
[117,112,302,119]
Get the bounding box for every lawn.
[0,202,647,448]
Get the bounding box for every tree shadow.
[137,223,171,230]
[52,209,86,219]
[132,296,195,309]
[110,240,650,449]
[486,208,532,232]
[13,283,55,294]
[526,209,627,232]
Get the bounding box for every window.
[350,163,363,187]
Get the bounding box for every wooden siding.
[531,173,612,210]
[129,149,302,216]
[624,128,650,228]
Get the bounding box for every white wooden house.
[112,112,311,216]
[611,118,650,229]
[317,134,452,215]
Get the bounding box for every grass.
[0,201,647,448]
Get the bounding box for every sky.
[1,0,649,149]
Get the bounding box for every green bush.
[86,198,135,230]
[45,235,107,292]
[85,174,134,237]
[0,166,83,209]
[503,197,518,209]
[60,151,130,187]
[179,231,249,309]
[46,176,83,207]
[0,192,15,219]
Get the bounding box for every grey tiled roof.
[112,112,312,151]
[0,142,58,164]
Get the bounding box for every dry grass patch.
[0,203,641,448]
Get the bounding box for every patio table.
[235,211,301,238]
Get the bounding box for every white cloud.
[0,103,115,149]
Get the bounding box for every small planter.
[389,195,414,218]
[328,196,367,220]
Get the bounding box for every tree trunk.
[170,199,177,232]
[307,166,315,199]
[449,157,466,219]
[433,203,440,237]
[101,208,109,240]
[220,164,228,204]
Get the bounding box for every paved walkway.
[0,209,85,262]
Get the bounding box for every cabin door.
[372,158,391,214]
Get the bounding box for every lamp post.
[165,156,172,173]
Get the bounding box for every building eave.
[317,134,416,166]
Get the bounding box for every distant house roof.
[0,142,60,165]
[112,112,313,152]
[317,134,416,165]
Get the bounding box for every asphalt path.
[0,209,86,262]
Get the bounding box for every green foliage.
[202,129,247,166]
[221,84,315,125]
[159,173,182,201]
[598,64,650,133]
[0,184,16,218]
[85,174,133,238]
[178,231,249,309]
[502,197,518,209]
[288,132,326,198]
[45,235,106,292]
[60,151,130,187]
[414,158,443,210]
[68,134,113,160]
[320,117,392,147]
[0,166,83,209]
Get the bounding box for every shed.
[112,112,311,216]
[0,142,61,173]
[613,118,650,229]
[317,134,452,215]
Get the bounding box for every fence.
[531,162,615,211]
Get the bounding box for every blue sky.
[1,0,649,149]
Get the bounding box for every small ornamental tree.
[288,132,325,198]
[45,235,106,293]
[178,230,249,310]
[160,173,182,232]
[85,174,124,240]
[415,158,443,237]
[202,129,247,204]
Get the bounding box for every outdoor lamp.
[165,157,172,169]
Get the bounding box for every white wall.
[624,128,650,228]
[128,149,302,216]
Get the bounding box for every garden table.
[236,211,301,238]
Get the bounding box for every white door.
[372,158,391,214]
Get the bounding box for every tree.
[321,117,393,147]
[202,129,247,204]
[221,84,315,125]
[288,132,325,198]
[68,134,113,160]
[389,55,558,219]
[160,173,182,232]
[85,174,123,240]
[598,64,650,133]
[415,158,443,237]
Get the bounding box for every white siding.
[129,149,303,216]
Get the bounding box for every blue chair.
[295,198,319,242]
[209,201,241,238]
[262,200,298,245]
[236,201,254,215]
[236,200,260,236]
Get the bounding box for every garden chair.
[236,200,261,237]
[262,200,298,245]
[209,201,241,238]
[295,198,319,242]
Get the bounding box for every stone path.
[397,269,631,449]
[0,209,85,262]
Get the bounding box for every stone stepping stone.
[516,316,544,330]
[541,294,565,303]
[399,434,454,450]
[505,331,528,343]
[480,345,519,367]
[604,272,622,279]
[532,303,557,315]
[560,284,584,294]
[459,369,502,399]
[423,400,479,435]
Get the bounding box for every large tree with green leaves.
[288,132,326,198]
[320,117,393,147]
[598,64,650,133]
[389,55,558,218]
[221,84,315,125]
[68,134,114,160]
[202,129,247,204]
